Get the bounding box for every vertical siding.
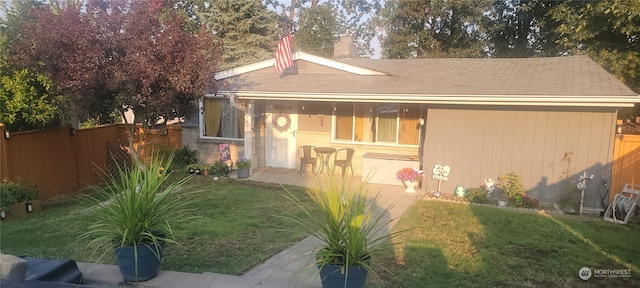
[423,107,616,208]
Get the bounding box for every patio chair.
[332,148,355,176]
[603,183,640,224]
[298,145,317,174]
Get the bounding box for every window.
[333,103,420,145]
[200,97,244,140]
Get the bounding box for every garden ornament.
[484,178,495,196]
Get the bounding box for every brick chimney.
[333,35,357,58]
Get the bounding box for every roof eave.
[212,91,640,108]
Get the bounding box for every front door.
[266,103,297,168]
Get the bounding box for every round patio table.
[313,147,336,174]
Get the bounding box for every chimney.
[333,35,357,58]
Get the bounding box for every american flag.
[274,22,293,73]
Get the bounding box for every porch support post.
[244,102,253,175]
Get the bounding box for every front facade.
[182,52,640,210]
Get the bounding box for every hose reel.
[603,183,640,225]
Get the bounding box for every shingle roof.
[220,55,636,97]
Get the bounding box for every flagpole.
[289,0,296,23]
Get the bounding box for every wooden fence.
[0,124,182,199]
[610,134,640,203]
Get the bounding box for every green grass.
[3,179,640,287]
[0,176,316,275]
[371,200,640,288]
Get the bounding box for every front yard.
[0,177,316,275]
[371,200,640,287]
[1,176,639,287]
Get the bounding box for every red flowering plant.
[396,167,424,183]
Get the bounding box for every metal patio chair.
[332,148,355,176]
[297,145,317,174]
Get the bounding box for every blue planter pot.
[318,264,368,288]
[114,242,164,282]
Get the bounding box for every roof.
[214,52,640,107]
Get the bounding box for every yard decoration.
[431,164,450,197]
[272,113,292,132]
[80,151,199,282]
[282,174,405,288]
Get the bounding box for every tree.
[379,0,493,58]
[0,69,65,131]
[549,0,640,118]
[295,4,339,57]
[1,0,66,131]
[273,0,382,58]
[5,0,221,168]
[485,0,563,57]
[195,0,280,70]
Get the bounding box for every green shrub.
[465,186,488,203]
[170,145,197,171]
[211,161,228,176]
[522,193,540,209]
[0,179,39,208]
[497,172,526,207]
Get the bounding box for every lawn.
[0,176,316,275]
[371,200,640,288]
[3,178,640,287]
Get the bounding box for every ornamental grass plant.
[79,151,200,262]
[282,174,405,285]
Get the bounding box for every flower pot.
[237,168,250,179]
[403,180,419,193]
[318,264,368,288]
[114,241,165,282]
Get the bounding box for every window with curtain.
[333,103,420,146]
[202,98,244,139]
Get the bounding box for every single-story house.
[181,41,640,211]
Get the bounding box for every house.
[181,46,640,211]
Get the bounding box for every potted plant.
[201,164,212,176]
[186,163,201,174]
[80,152,199,282]
[396,167,423,193]
[283,175,403,288]
[236,158,251,179]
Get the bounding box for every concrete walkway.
[78,168,419,287]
